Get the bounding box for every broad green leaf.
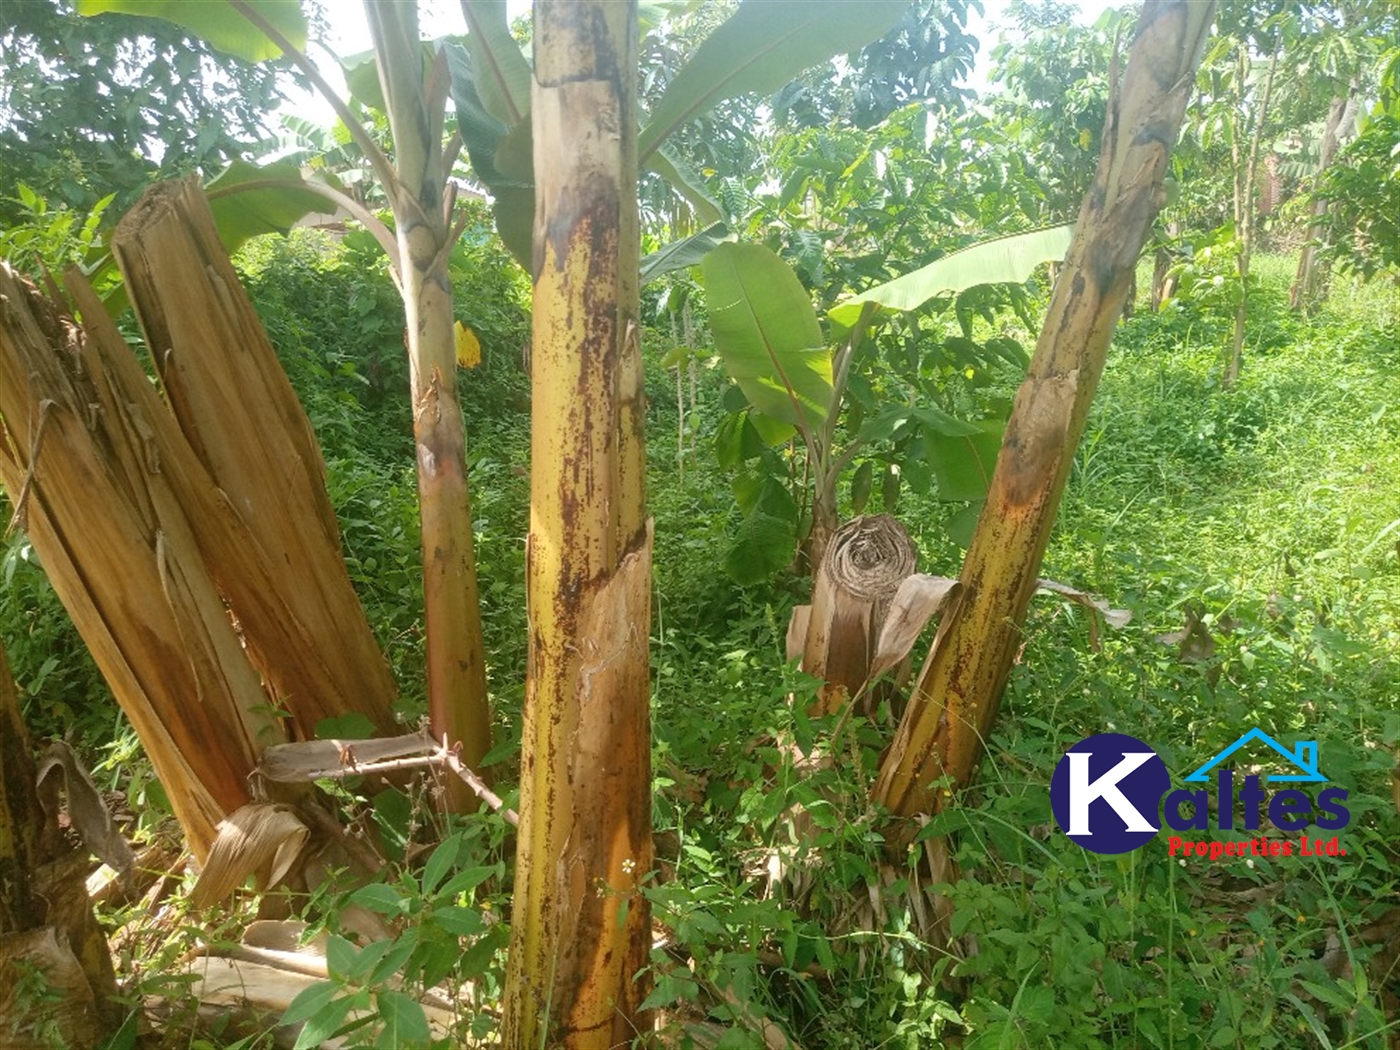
[438,864,499,897]
[343,938,392,982]
[914,406,984,439]
[881,464,901,511]
[204,160,333,255]
[850,461,873,515]
[724,509,797,584]
[367,931,419,986]
[338,42,438,117]
[417,940,460,989]
[461,0,532,127]
[459,924,508,975]
[658,345,690,369]
[638,0,911,164]
[76,0,306,62]
[372,788,411,862]
[377,990,431,1049]
[422,832,462,894]
[445,42,514,185]
[927,420,1004,502]
[491,186,535,270]
[282,981,337,1027]
[494,121,533,184]
[348,881,407,916]
[860,405,981,446]
[829,224,1074,328]
[714,413,765,468]
[733,471,797,522]
[646,144,723,226]
[294,996,357,1050]
[340,49,386,112]
[325,934,359,980]
[748,411,795,446]
[641,222,733,285]
[944,502,984,548]
[433,903,486,936]
[700,243,832,433]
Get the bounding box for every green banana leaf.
[445,39,534,268]
[204,159,335,251]
[828,224,1074,328]
[700,243,832,434]
[461,0,532,127]
[641,222,733,285]
[638,0,910,164]
[76,0,305,61]
[90,159,334,316]
[646,144,723,226]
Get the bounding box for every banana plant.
[447,0,914,269]
[700,223,1073,578]
[78,0,495,798]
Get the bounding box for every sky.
[280,0,1119,134]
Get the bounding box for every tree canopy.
[0,0,301,224]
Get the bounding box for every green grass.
[4,233,1396,1048]
[642,255,1400,1048]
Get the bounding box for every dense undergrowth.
[2,230,1397,1047]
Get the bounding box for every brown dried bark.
[0,180,400,858]
[111,179,398,738]
[797,515,917,717]
[0,264,268,855]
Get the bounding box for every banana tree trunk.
[1290,89,1353,312]
[873,0,1215,830]
[502,2,653,1045]
[0,264,276,857]
[799,515,916,716]
[1225,44,1279,389]
[366,4,492,793]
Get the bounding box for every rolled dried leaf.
[868,575,960,684]
[801,515,916,715]
[189,804,310,910]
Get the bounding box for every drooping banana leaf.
[638,0,911,164]
[641,222,733,285]
[445,39,534,267]
[828,224,1074,328]
[646,144,722,227]
[460,0,532,127]
[204,159,335,250]
[700,243,832,434]
[76,0,306,61]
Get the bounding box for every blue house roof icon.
[1182,727,1327,784]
